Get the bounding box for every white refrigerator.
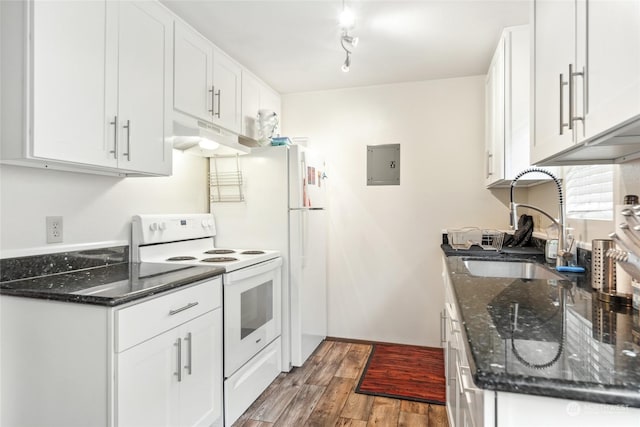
[210,144,328,370]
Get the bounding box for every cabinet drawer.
[116,278,221,352]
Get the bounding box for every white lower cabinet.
[0,278,223,427]
[442,256,640,427]
[443,256,492,427]
[117,309,223,427]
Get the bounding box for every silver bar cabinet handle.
[185,332,192,375]
[109,116,118,158]
[175,338,182,382]
[568,64,574,131]
[486,152,493,178]
[559,73,569,135]
[440,310,447,344]
[571,65,585,131]
[215,89,221,118]
[169,301,199,316]
[122,120,131,161]
[209,86,215,115]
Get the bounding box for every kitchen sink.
[463,259,566,280]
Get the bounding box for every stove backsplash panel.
[1,246,128,283]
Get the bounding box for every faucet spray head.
[510,202,519,230]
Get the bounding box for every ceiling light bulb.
[350,36,359,47]
[339,7,355,29]
[198,138,220,150]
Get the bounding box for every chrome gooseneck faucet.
[510,168,569,267]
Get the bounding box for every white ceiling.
[160,0,529,94]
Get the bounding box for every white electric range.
[132,214,283,427]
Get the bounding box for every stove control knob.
[149,222,158,231]
[201,220,208,228]
[159,222,167,231]
[207,220,214,227]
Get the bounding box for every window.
[564,165,614,220]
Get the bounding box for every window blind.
[564,165,614,220]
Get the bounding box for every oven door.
[223,257,282,377]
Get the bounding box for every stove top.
[138,242,279,272]
[132,214,280,272]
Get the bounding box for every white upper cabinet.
[531,0,576,164]
[111,1,173,176]
[30,0,114,168]
[0,0,173,176]
[580,1,640,141]
[241,71,261,140]
[485,34,505,187]
[173,21,242,134]
[485,25,547,187]
[240,70,282,141]
[212,49,242,133]
[173,22,214,122]
[260,85,282,125]
[531,0,640,165]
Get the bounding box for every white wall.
[282,76,510,347]
[0,151,209,256]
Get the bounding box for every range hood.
[536,115,640,166]
[171,119,250,157]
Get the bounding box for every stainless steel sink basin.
[463,259,565,280]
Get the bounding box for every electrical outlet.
[46,216,63,243]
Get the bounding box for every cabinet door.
[582,0,640,140]
[504,26,530,178]
[531,0,576,164]
[484,38,505,187]
[241,71,261,139]
[261,86,282,121]
[180,310,223,427]
[116,1,172,175]
[117,328,181,427]
[212,49,242,133]
[31,0,115,167]
[174,22,214,122]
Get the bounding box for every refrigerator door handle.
[301,209,308,268]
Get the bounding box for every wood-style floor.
[232,339,449,427]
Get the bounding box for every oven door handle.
[224,257,283,283]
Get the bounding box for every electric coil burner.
[202,257,238,263]
[166,256,198,261]
[131,214,283,427]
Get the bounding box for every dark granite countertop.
[443,254,640,407]
[1,248,224,306]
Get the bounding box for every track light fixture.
[339,0,358,72]
[341,51,351,73]
[340,33,355,73]
[342,34,359,48]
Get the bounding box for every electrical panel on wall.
[367,144,400,185]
